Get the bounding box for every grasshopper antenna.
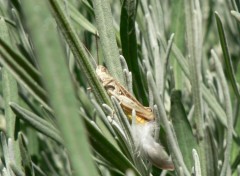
[95,32,99,66]
[83,32,99,68]
[82,40,97,68]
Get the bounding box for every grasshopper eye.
[106,85,115,91]
[99,65,108,73]
[101,67,107,72]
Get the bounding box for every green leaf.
[1,132,11,174]
[215,12,240,101]
[21,0,99,175]
[211,49,233,176]
[184,1,207,174]
[18,133,33,176]
[10,102,63,144]
[0,16,21,169]
[147,72,191,176]
[10,163,25,176]
[0,37,48,110]
[47,0,111,107]
[231,10,240,22]
[0,17,17,138]
[170,0,185,89]
[11,101,141,175]
[192,149,201,176]
[170,90,198,171]
[92,0,124,85]
[68,2,97,35]
[83,116,141,176]
[11,9,36,61]
[204,127,218,176]
[120,0,147,104]
[172,44,227,127]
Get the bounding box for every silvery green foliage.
[0,0,239,176]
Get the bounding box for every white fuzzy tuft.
[131,122,174,170]
[131,122,156,152]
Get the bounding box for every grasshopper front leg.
[108,90,154,124]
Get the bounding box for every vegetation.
[0,0,240,175]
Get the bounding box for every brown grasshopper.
[96,65,154,124]
[96,65,175,171]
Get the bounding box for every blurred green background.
[0,0,240,175]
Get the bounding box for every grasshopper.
[96,65,175,171]
[96,65,154,124]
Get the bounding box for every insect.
[96,65,175,171]
[96,65,154,124]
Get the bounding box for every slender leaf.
[0,37,48,110]
[47,0,111,106]
[0,17,17,139]
[192,149,201,176]
[18,133,33,176]
[170,90,198,171]
[21,1,99,175]
[170,0,185,89]
[215,12,240,101]
[10,163,25,176]
[231,10,240,22]
[147,72,190,176]
[68,2,97,35]
[204,126,218,176]
[212,49,233,176]
[1,132,12,175]
[120,0,147,104]
[184,1,207,174]
[0,24,41,85]
[10,102,63,144]
[92,0,125,85]
[83,116,141,176]
[0,16,21,169]
[172,44,228,127]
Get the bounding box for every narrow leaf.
[212,49,233,176]
[47,0,111,106]
[120,0,147,103]
[147,72,190,176]
[170,90,198,171]
[0,17,18,139]
[92,0,125,84]
[83,116,141,176]
[10,102,63,144]
[192,149,201,176]
[215,12,240,101]
[172,44,227,127]
[231,10,240,22]
[68,3,97,35]
[22,0,101,175]
[0,16,21,169]
[0,37,49,110]
[10,163,25,176]
[18,133,33,176]
[170,0,185,89]
[204,126,218,176]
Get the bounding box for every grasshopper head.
[96,65,108,73]
[96,65,111,83]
